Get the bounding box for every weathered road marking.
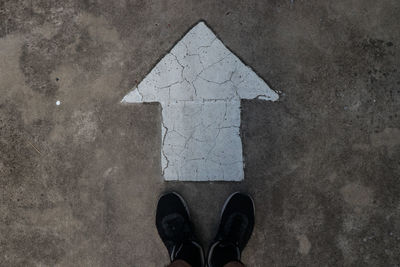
[122,22,278,181]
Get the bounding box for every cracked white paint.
[122,22,279,181]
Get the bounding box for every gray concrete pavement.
[1,0,399,266]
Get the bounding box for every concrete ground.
[1,0,399,266]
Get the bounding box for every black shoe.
[208,192,255,267]
[156,192,205,267]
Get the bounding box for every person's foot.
[156,192,205,267]
[208,192,255,267]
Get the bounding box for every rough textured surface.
[0,0,399,266]
[122,22,278,181]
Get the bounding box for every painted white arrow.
[122,22,279,181]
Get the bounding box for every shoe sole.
[208,192,255,267]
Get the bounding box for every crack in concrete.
[161,107,169,177]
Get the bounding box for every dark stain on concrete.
[1,0,400,266]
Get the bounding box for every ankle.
[168,259,192,267]
[223,261,245,267]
